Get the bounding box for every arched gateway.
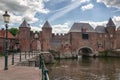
[78,47,94,56]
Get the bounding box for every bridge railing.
[39,54,50,80]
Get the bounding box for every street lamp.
[3,11,10,70]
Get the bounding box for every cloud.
[49,0,90,22]
[30,26,41,32]
[52,22,70,33]
[29,22,70,34]
[80,20,107,29]
[97,0,120,9]
[112,16,120,27]
[0,0,49,24]
[80,16,120,28]
[29,16,120,33]
[81,3,94,11]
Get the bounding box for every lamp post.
[3,11,10,70]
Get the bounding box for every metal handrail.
[39,54,50,80]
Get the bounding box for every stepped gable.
[95,26,106,33]
[19,19,29,27]
[107,18,115,27]
[69,22,95,32]
[42,21,52,29]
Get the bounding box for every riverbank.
[97,50,120,57]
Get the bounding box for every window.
[82,33,89,39]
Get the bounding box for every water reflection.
[46,57,120,80]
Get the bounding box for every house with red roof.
[0,28,16,53]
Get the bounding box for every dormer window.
[81,27,87,33]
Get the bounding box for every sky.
[0,0,120,33]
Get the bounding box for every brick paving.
[0,66,41,80]
[0,52,36,70]
[0,53,42,80]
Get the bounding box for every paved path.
[0,52,36,70]
[0,52,42,80]
[0,66,41,80]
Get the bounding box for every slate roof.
[42,21,52,29]
[107,18,115,27]
[69,23,95,32]
[19,20,29,27]
[95,26,106,33]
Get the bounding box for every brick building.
[17,18,120,56]
[0,29,16,53]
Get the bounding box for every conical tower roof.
[107,18,115,27]
[42,21,52,29]
[19,20,29,27]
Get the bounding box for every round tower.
[41,21,52,51]
[19,20,31,52]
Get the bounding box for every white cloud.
[112,16,120,27]
[81,3,94,11]
[80,20,107,29]
[29,22,70,33]
[31,26,41,32]
[52,22,70,33]
[0,0,49,24]
[97,0,120,9]
[30,16,120,33]
[80,16,120,29]
[49,0,90,21]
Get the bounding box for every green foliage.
[99,49,114,57]
[0,53,4,57]
[8,28,19,36]
[49,50,60,58]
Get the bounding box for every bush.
[0,53,4,57]
[49,50,60,58]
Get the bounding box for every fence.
[39,54,50,80]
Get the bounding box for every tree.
[8,28,19,36]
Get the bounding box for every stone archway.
[31,40,41,51]
[78,47,93,56]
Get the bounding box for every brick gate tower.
[41,21,52,51]
[18,20,31,52]
[106,18,116,49]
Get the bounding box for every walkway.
[0,52,36,70]
[0,52,42,80]
[0,66,41,80]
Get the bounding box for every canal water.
[46,57,120,80]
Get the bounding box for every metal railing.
[39,54,50,80]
